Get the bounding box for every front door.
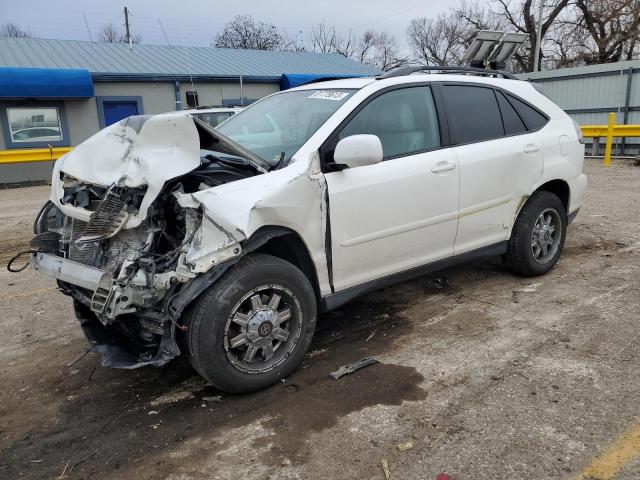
[102,100,140,127]
[323,85,460,292]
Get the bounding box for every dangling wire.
[7,250,39,273]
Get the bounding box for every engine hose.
[7,250,40,273]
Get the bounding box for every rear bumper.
[31,252,107,292]
[568,173,588,215]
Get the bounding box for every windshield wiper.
[273,152,287,170]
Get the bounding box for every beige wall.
[178,82,278,108]
[94,82,177,115]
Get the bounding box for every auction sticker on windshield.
[308,91,350,101]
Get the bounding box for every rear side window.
[507,94,548,131]
[495,91,528,135]
[443,85,503,144]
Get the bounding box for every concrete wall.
[1,80,280,184]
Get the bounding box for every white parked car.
[178,106,244,128]
[27,67,587,393]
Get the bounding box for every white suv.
[28,67,587,393]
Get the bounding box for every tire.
[184,253,317,394]
[503,191,567,276]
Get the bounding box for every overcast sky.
[0,0,451,52]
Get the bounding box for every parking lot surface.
[0,161,639,480]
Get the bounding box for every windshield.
[217,89,355,166]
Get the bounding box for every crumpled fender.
[175,153,331,294]
[51,114,201,228]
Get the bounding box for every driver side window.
[339,86,440,159]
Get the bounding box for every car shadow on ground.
[4,265,488,479]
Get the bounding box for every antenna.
[82,11,93,42]
[158,19,171,47]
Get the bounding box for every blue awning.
[280,73,365,90]
[0,67,94,98]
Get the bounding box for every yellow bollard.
[604,112,615,166]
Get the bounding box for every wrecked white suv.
[26,67,586,393]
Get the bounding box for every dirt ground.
[0,161,639,480]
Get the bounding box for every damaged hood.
[52,114,202,228]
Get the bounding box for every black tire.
[503,191,567,276]
[184,253,317,394]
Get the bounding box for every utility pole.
[124,7,131,47]
[533,0,544,72]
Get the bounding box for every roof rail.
[377,65,519,81]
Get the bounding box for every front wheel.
[184,254,317,394]
[503,191,567,276]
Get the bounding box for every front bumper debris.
[31,252,109,291]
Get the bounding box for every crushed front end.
[32,180,202,368]
[27,113,262,368]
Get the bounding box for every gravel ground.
[0,161,638,480]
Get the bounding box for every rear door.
[441,83,544,254]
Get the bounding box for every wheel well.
[536,180,569,211]
[251,227,321,302]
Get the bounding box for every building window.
[1,103,70,148]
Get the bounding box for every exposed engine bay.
[30,116,263,368]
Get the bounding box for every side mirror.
[333,134,383,169]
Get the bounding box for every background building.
[0,37,379,184]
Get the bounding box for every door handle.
[431,161,456,173]
[524,144,540,153]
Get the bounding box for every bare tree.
[491,0,571,71]
[308,22,338,53]
[308,23,407,70]
[407,14,469,66]
[99,23,121,43]
[0,22,31,38]
[214,15,283,50]
[370,32,409,70]
[572,0,640,64]
[98,22,141,44]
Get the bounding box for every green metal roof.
[0,37,380,80]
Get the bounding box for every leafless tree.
[407,14,469,66]
[0,22,31,38]
[99,23,121,43]
[572,0,640,64]
[370,32,409,70]
[308,23,407,70]
[491,0,571,71]
[308,22,338,53]
[214,15,283,50]
[98,22,141,44]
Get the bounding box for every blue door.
[102,101,139,126]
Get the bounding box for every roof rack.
[377,65,518,81]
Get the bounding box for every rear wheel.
[503,191,567,276]
[185,254,316,393]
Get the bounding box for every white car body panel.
[325,147,459,291]
[51,114,202,228]
[46,72,586,305]
[453,131,544,254]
